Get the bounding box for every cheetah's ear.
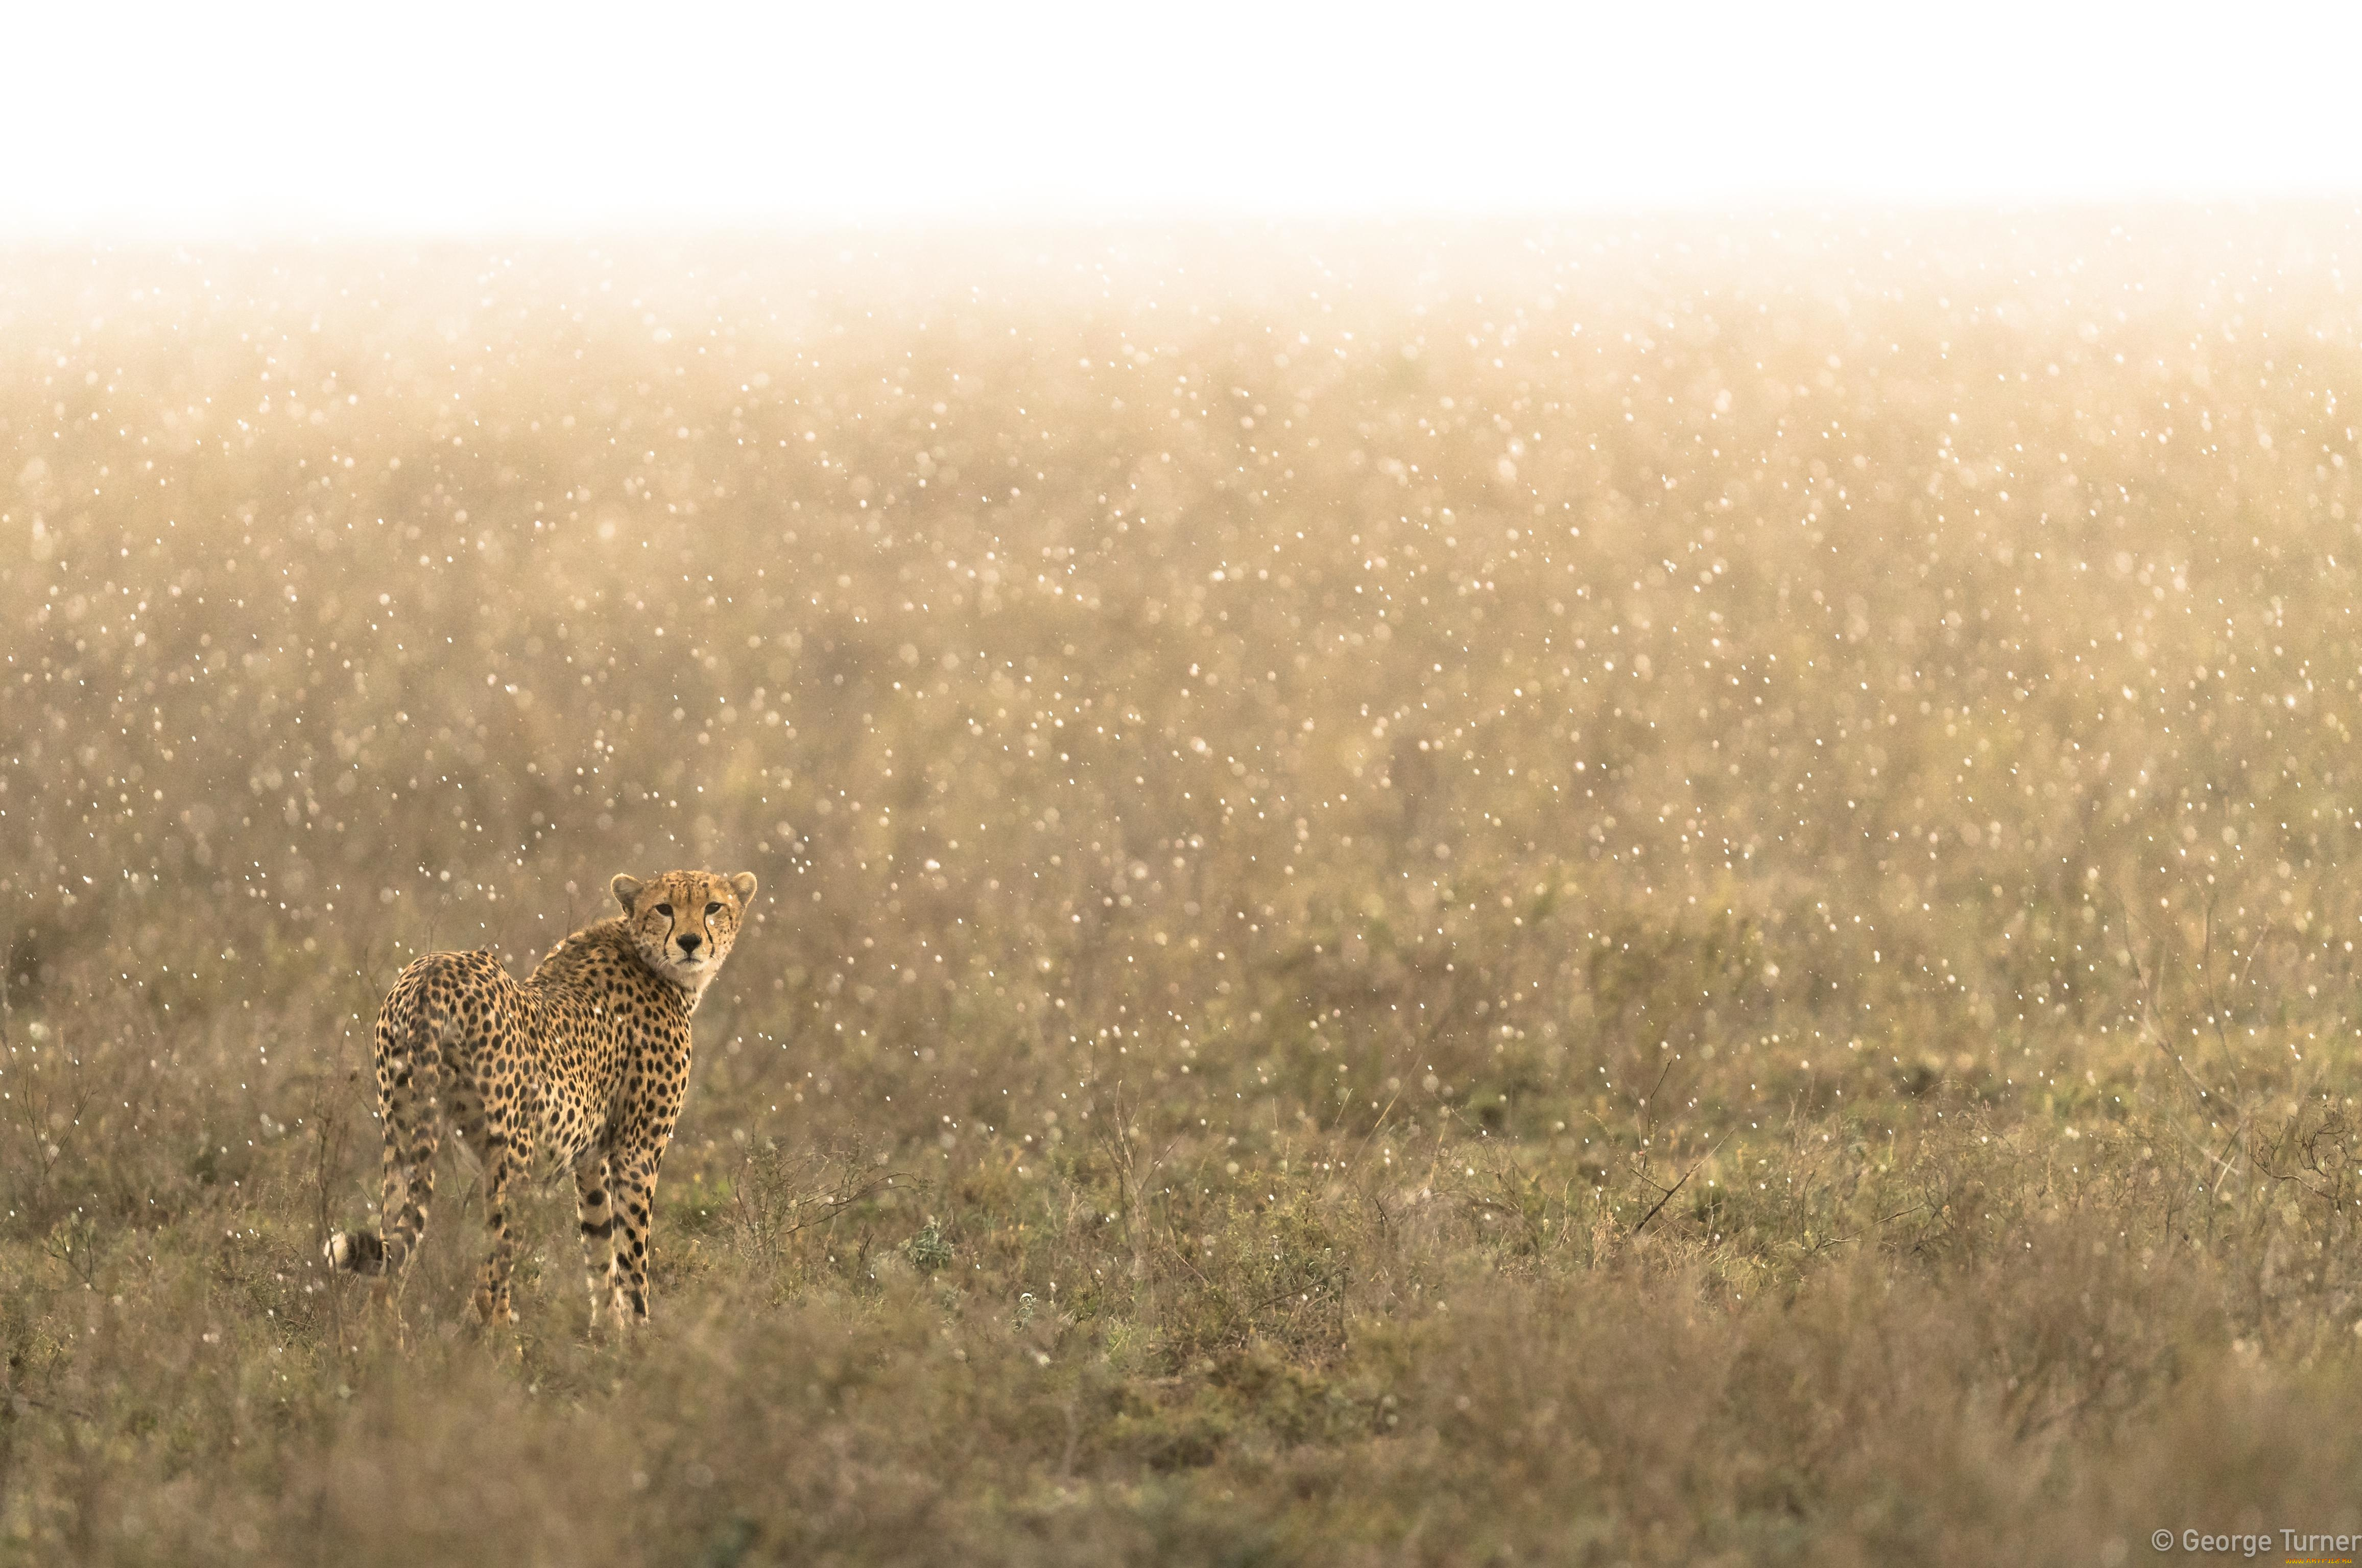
[728,870,758,905]
[611,873,645,914]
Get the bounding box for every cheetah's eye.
[654,903,672,917]
[705,902,722,914]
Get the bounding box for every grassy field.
[2,209,2360,1564]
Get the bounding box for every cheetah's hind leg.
[571,1148,617,1331]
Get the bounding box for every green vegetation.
[2,210,2359,1562]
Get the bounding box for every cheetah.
[324,868,756,1326]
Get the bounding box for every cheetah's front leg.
[608,1140,670,1324]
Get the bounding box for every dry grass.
[3,209,2361,1563]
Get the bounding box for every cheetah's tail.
[323,1228,389,1274]
[325,980,450,1279]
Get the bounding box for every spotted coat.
[325,868,755,1325]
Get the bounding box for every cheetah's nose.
[677,933,703,954]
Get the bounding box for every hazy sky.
[5,1,2356,234]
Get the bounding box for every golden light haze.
[3,209,2360,1557]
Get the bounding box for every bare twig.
[1631,1132,1731,1236]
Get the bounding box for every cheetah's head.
[611,868,757,990]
